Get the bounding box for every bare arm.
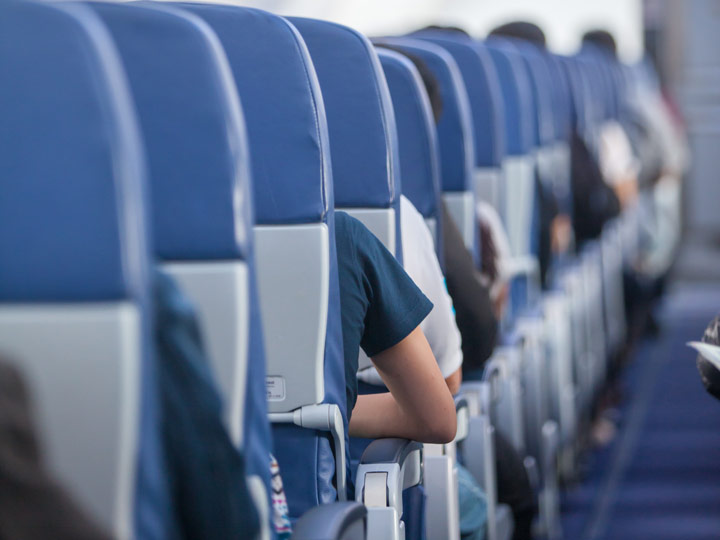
[348,327,457,444]
[445,367,462,395]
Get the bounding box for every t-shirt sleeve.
[350,219,433,357]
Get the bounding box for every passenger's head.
[376,44,444,123]
[489,21,546,49]
[582,29,618,58]
[416,25,471,38]
[697,315,720,401]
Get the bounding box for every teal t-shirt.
[334,212,433,417]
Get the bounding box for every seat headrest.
[510,40,556,148]
[379,38,474,193]
[177,6,332,226]
[289,17,399,210]
[484,40,534,156]
[91,2,251,263]
[412,32,505,168]
[0,0,149,302]
[560,55,591,135]
[546,54,574,143]
[376,49,441,222]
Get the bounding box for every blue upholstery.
[181,7,331,228]
[0,1,148,303]
[290,17,403,263]
[378,38,475,194]
[0,1,172,537]
[90,2,250,263]
[412,31,506,168]
[558,55,588,135]
[484,41,534,156]
[546,54,574,144]
[178,5,346,518]
[511,40,555,150]
[376,48,444,264]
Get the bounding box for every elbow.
[423,409,457,444]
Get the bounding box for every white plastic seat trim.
[164,261,249,446]
[0,303,140,539]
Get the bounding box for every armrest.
[292,502,367,540]
[454,395,469,444]
[355,438,423,517]
[359,438,422,466]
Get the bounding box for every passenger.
[584,29,688,336]
[695,315,720,401]
[353,190,489,537]
[153,270,261,539]
[0,358,112,540]
[335,210,457,444]
[489,21,615,253]
[357,196,464,395]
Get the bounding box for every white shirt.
[358,196,463,385]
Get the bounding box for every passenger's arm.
[349,327,457,444]
[445,367,462,395]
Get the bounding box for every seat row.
[0,2,650,539]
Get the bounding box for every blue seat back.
[0,1,172,537]
[180,6,345,518]
[379,37,478,263]
[290,17,403,266]
[91,0,251,441]
[376,48,444,267]
[546,53,575,216]
[484,40,537,263]
[412,32,508,218]
[91,2,273,521]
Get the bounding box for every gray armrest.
[454,395,469,444]
[292,502,367,540]
[355,438,423,517]
[359,438,422,465]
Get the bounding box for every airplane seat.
[288,19,431,539]
[376,49,444,267]
[376,37,479,266]
[87,3,278,536]
[0,1,173,536]
[484,41,537,267]
[164,6,348,522]
[410,32,506,222]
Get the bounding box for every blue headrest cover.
[289,18,399,211]
[91,2,251,263]
[546,54,573,142]
[176,7,332,226]
[0,0,149,302]
[376,50,441,221]
[412,31,505,168]
[511,41,555,147]
[380,38,475,193]
[579,45,615,121]
[485,40,534,156]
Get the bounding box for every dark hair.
[489,21,546,48]
[582,29,618,58]
[376,44,444,123]
[416,25,471,38]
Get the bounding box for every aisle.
[560,282,720,540]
